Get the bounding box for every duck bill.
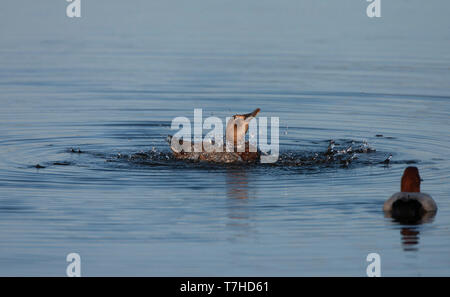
[242,108,261,120]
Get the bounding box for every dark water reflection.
[387,212,437,252]
[226,169,250,201]
[226,169,253,239]
[401,228,420,252]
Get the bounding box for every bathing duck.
[383,167,437,221]
[168,108,261,163]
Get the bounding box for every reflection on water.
[401,228,420,252]
[226,169,250,201]
[225,169,253,239]
[386,212,436,252]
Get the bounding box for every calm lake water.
[0,1,449,276]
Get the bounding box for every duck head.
[401,166,422,192]
[226,108,260,146]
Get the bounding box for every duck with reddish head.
[383,167,437,223]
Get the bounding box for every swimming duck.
[168,108,261,163]
[383,167,437,221]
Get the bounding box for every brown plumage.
[168,108,261,163]
[401,166,421,192]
